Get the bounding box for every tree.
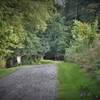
[44,16,73,60]
[0,0,56,66]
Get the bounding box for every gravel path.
[0,64,57,100]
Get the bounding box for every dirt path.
[0,64,57,100]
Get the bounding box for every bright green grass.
[57,62,100,100]
[0,67,16,78]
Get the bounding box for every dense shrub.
[65,35,100,69]
[0,58,6,68]
[65,20,99,69]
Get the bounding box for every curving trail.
[0,64,57,100]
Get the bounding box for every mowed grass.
[57,62,100,100]
[0,67,16,78]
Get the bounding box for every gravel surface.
[0,64,57,100]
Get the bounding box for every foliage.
[44,16,73,59]
[0,58,6,68]
[0,0,56,67]
[65,19,99,67]
[65,35,100,69]
[0,20,25,57]
[63,19,100,100]
[71,20,98,45]
[0,0,100,68]
[64,0,100,24]
[0,0,55,30]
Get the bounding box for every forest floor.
[0,64,57,100]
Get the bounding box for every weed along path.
[0,64,57,100]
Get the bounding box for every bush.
[0,58,6,68]
[65,19,99,70]
[65,36,100,69]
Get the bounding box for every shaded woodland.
[0,0,100,80]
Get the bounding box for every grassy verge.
[57,62,100,100]
[33,59,60,64]
[0,67,16,78]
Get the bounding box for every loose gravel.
[0,64,57,100]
